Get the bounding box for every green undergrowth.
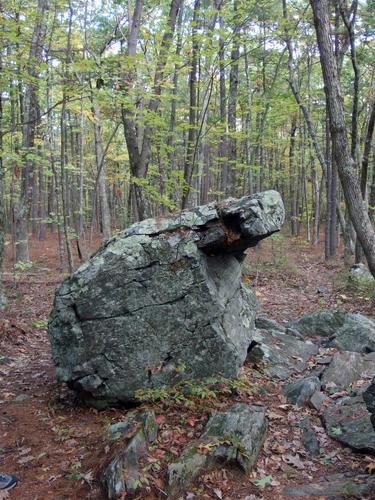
[135,376,255,406]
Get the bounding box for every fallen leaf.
[282,454,305,470]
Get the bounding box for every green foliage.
[330,427,343,436]
[135,376,251,405]
[254,475,274,489]
[14,261,34,272]
[32,319,48,330]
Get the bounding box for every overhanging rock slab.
[48,191,284,408]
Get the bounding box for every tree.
[310,0,375,278]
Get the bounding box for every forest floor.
[0,232,374,500]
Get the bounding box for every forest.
[0,0,374,272]
[1,0,375,499]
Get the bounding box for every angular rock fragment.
[321,351,375,391]
[309,391,330,413]
[363,376,375,427]
[48,191,284,408]
[299,417,320,457]
[288,310,375,353]
[284,376,321,407]
[323,395,375,453]
[247,329,318,380]
[282,473,375,497]
[102,411,158,499]
[168,403,267,494]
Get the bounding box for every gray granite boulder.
[288,310,375,353]
[282,473,375,498]
[284,376,321,407]
[168,403,267,494]
[49,191,284,408]
[321,351,375,391]
[247,328,318,380]
[323,395,375,453]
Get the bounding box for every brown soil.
[0,232,374,499]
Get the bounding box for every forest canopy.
[0,0,374,273]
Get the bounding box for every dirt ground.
[0,232,374,500]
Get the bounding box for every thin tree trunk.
[182,0,200,209]
[226,0,240,197]
[15,0,49,262]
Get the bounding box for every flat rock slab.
[168,403,267,494]
[323,396,375,453]
[48,191,284,407]
[288,310,375,353]
[282,473,375,498]
[247,328,318,380]
[321,351,375,391]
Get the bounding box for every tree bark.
[15,0,49,262]
[310,0,375,278]
[181,0,200,209]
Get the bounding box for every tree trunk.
[0,48,4,269]
[310,0,375,278]
[226,0,240,197]
[181,0,200,209]
[92,101,111,240]
[15,0,49,262]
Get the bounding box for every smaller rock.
[168,403,267,495]
[288,309,375,353]
[108,411,158,443]
[0,293,6,311]
[13,394,31,402]
[299,417,320,457]
[282,473,375,497]
[283,376,321,407]
[309,391,330,413]
[255,317,285,332]
[363,376,375,427]
[349,263,374,283]
[321,351,375,391]
[102,411,158,499]
[323,396,375,453]
[248,329,318,380]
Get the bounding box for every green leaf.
[254,475,274,489]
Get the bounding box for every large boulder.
[288,310,375,353]
[321,351,375,391]
[49,191,285,408]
